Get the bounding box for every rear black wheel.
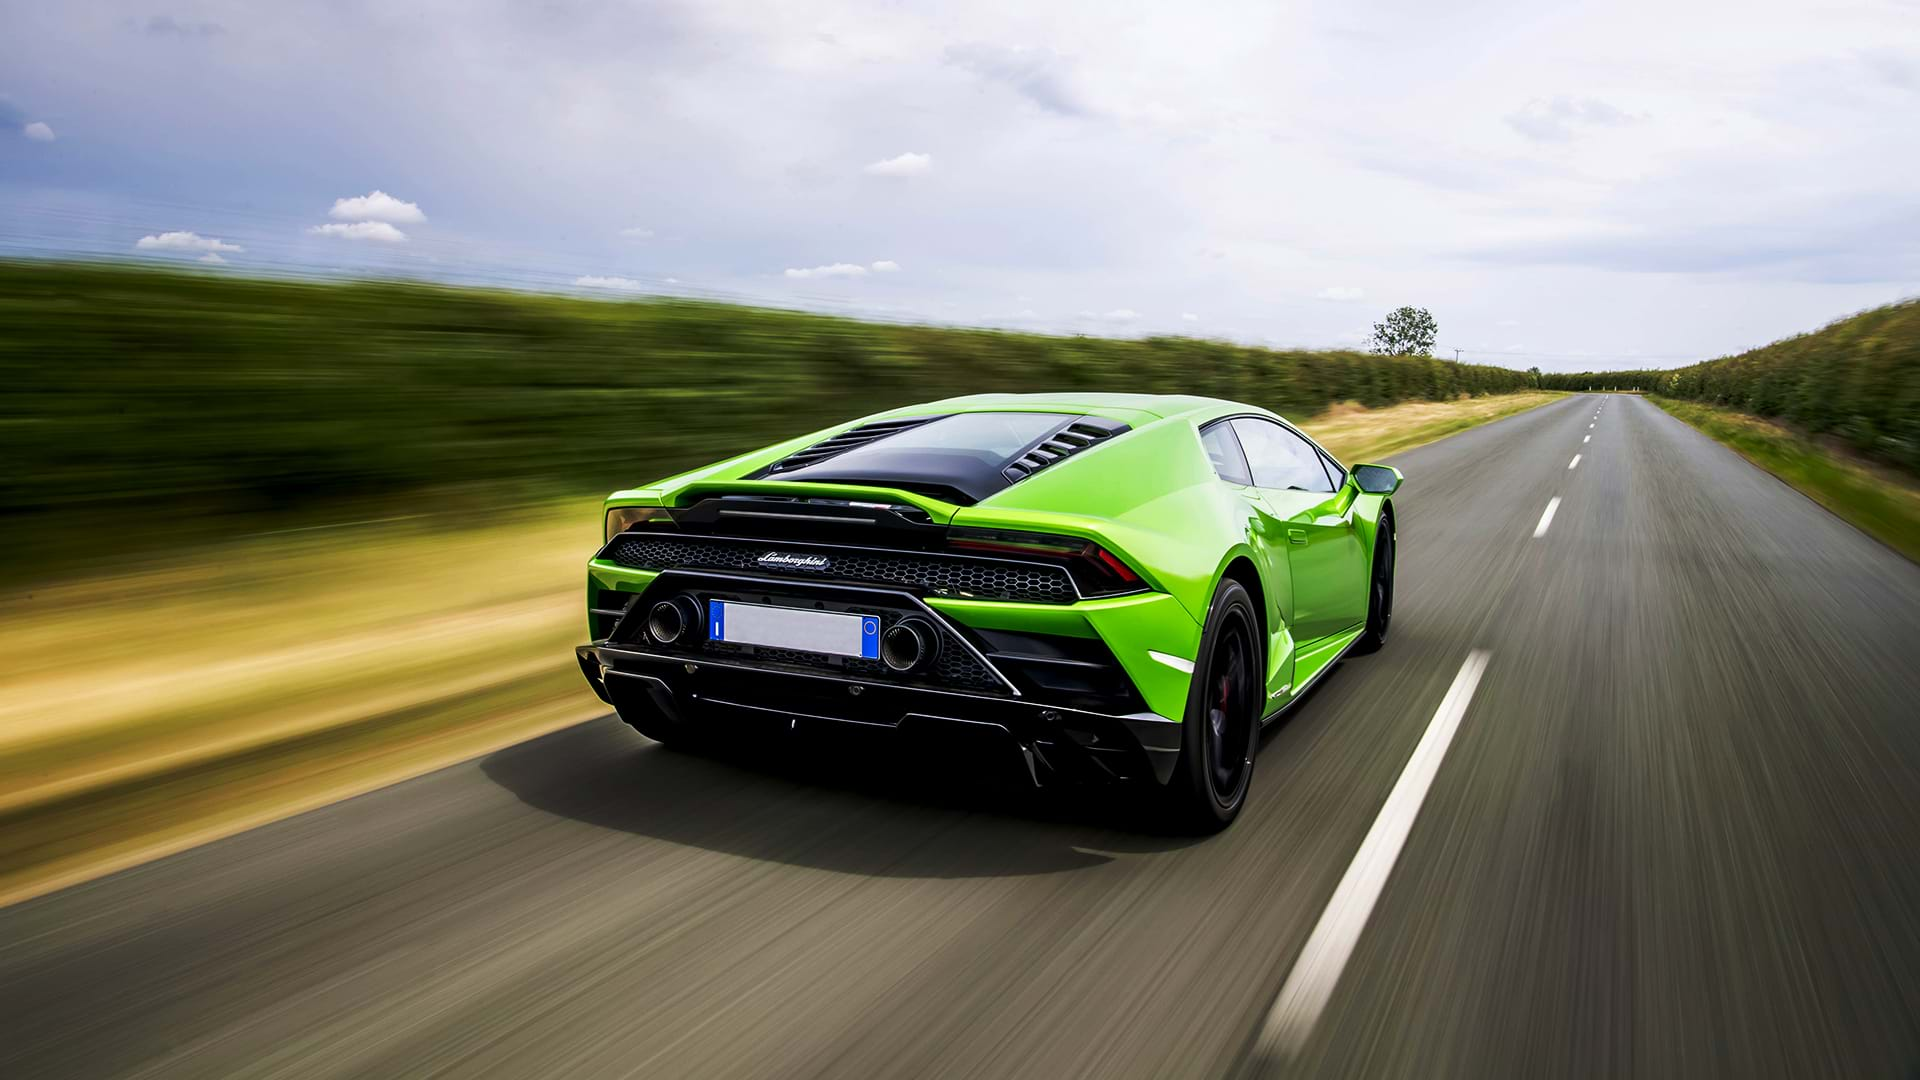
[1163,579,1263,832]
[1354,509,1395,654]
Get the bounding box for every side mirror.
[1351,463,1402,496]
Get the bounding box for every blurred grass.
[0,260,1538,583]
[0,390,1558,904]
[1648,397,1920,562]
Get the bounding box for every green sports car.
[576,393,1402,830]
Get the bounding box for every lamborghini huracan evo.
[576,393,1401,830]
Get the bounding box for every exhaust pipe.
[881,618,938,672]
[647,595,701,644]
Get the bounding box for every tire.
[1354,508,1395,654]
[1163,578,1263,833]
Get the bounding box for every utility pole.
[1453,348,1461,361]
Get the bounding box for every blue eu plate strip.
[860,615,880,659]
[709,599,725,641]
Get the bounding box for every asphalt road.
[4,394,1918,1079]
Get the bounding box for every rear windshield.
[820,412,1070,471]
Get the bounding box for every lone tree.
[1370,306,1438,357]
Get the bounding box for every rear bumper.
[577,642,1183,786]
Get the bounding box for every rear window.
[818,412,1070,472]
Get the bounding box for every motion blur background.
[2,1,1918,1077]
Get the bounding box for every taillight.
[948,527,1146,597]
[604,505,673,542]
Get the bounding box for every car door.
[1230,417,1368,644]
[1199,420,1295,696]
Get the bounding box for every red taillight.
[948,527,1146,597]
[1092,546,1139,583]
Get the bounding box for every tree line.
[1538,299,1920,473]
[1,264,1535,559]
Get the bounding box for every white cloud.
[1181,312,1199,321]
[870,259,901,272]
[944,44,1090,117]
[1497,318,1523,327]
[135,231,243,253]
[863,151,932,177]
[784,262,869,279]
[1505,97,1636,142]
[1315,287,1365,302]
[328,190,426,224]
[1102,308,1140,322]
[309,221,407,242]
[197,252,227,264]
[575,275,648,291]
[23,121,54,142]
[618,226,655,239]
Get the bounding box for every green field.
[0,261,1536,582]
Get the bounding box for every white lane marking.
[1568,454,1582,470]
[1583,435,1591,444]
[1533,496,1560,538]
[1147,650,1194,674]
[1258,649,1492,1058]
[1588,422,1595,429]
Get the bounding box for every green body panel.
[591,392,1396,723]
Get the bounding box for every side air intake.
[762,415,947,475]
[1001,417,1131,484]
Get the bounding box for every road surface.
[4,394,1918,1079]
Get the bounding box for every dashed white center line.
[1589,422,1595,429]
[1533,496,1560,538]
[1568,454,1582,470]
[1258,649,1492,1059]
[1583,435,1591,443]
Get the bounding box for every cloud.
[863,152,931,177]
[869,259,901,272]
[1505,96,1636,142]
[575,275,648,291]
[135,230,243,253]
[144,14,224,37]
[328,190,426,224]
[618,226,654,238]
[197,252,227,264]
[1101,308,1140,322]
[1496,318,1522,327]
[23,121,55,142]
[1181,312,1199,321]
[1315,286,1365,301]
[784,262,868,279]
[309,221,407,242]
[944,44,1090,116]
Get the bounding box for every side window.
[1319,450,1348,491]
[1200,422,1253,485]
[1231,418,1335,493]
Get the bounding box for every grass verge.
[1649,396,1920,563]
[0,390,1560,905]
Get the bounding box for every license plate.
[708,600,880,659]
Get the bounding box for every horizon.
[3,0,1916,372]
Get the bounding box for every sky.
[1,0,1916,371]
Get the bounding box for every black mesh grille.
[602,534,1077,604]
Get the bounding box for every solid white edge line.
[1533,496,1561,538]
[1257,649,1491,1059]
[1568,454,1582,470]
[1147,650,1194,674]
